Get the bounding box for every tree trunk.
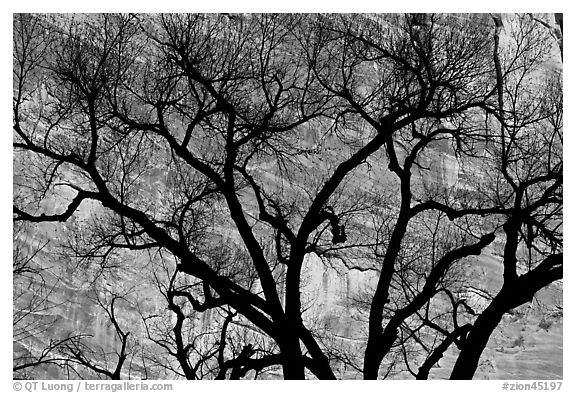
[279,331,306,379]
[281,354,306,379]
[450,256,561,380]
[417,324,471,380]
[363,212,410,379]
[449,296,507,379]
[449,283,535,380]
[363,340,385,379]
[363,329,397,379]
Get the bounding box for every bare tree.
[14,13,561,380]
[13,219,88,378]
[60,293,133,380]
[449,14,562,379]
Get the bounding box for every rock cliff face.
[298,244,562,379]
[13,143,562,380]
[13,13,562,380]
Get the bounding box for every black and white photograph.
[11,9,564,385]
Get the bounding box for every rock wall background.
[13,12,563,380]
[13,142,563,380]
